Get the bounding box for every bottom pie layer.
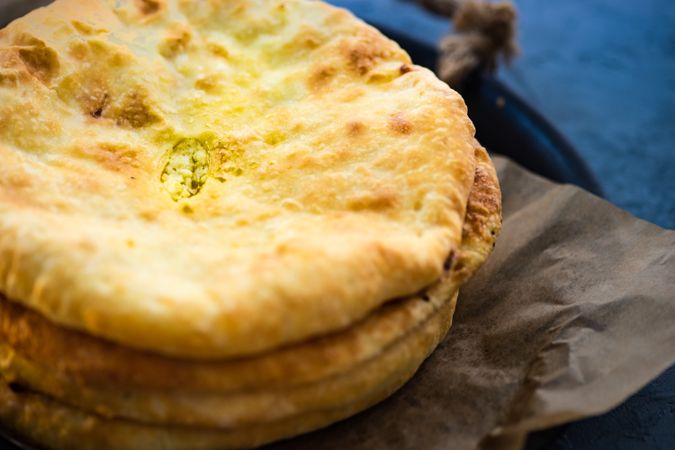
[0,291,458,450]
[0,277,456,428]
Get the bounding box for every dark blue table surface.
[331,1,675,449]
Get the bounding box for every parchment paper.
[268,156,675,450]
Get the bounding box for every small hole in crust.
[443,251,455,271]
[87,93,109,119]
[7,382,27,394]
[91,106,104,118]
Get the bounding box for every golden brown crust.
[0,289,458,449]
[0,150,500,429]
[0,0,478,359]
[0,0,502,446]
[0,292,455,429]
[0,284,448,450]
[450,142,502,285]
[0,153,500,445]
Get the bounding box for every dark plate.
[375,25,603,197]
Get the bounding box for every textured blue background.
[330,1,675,448]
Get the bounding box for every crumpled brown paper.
[266,156,675,450]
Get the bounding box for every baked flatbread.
[0,146,499,448]
[0,0,478,359]
[0,144,500,436]
[0,1,502,447]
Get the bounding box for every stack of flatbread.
[0,1,501,448]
